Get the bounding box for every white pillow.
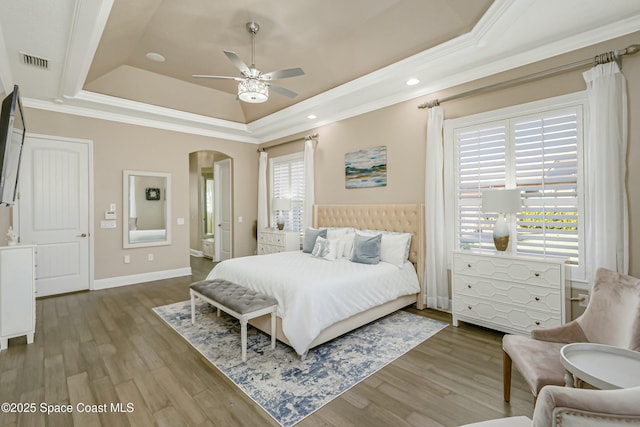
[359,230,412,268]
[311,237,341,261]
[326,227,356,258]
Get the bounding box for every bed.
[205,203,425,356]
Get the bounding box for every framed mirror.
[123,170,171,248]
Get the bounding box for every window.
[446,94,585,279]
[270,152,305,232]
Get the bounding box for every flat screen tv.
[0,85,26,206]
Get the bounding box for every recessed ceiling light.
[406,78,420,86]
[146,52,166,63]
[307,114,317,119]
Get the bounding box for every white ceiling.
[0,0,639,144]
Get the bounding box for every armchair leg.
[503,350,512,402]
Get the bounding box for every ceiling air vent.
[21,52,49,69]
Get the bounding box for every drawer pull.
[467,263,472,268]
[467,284,472,289]
[535,321,541,326]
[534,272,540,277]
[467,305,472,310]
[534,297,540,301]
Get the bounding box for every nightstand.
[452,250,569,335]
[257,229,300,254]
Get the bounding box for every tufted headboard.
[313,204,425,309]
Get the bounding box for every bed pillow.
[326,227,356,258]
[311,237,341,261]
[360,230,412,268]
[350,233,381,265]
[303,227,327,253]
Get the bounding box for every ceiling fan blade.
[192,74,242,81]
[269,84,298,98]
[224,50,251,76]
[261,67,305,81]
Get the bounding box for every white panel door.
[18,135,91,297]
[214,158,232,261]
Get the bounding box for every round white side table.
[560,343,640,389]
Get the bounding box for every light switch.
[177,217,185,225]
[101,220,116,229]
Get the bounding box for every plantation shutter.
[456,125,507,250]
[272,154,305,232]
[514,113,579,264]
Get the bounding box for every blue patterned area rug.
[153,300,447,427]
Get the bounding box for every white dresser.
[257,229,300,254]
[202,238,214,259]
[452,251,569,335]
[0,245,36,350]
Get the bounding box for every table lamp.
[481,189,522,251]
[272,197,291,230]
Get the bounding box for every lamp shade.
[482,189,522,214]
[272,197,291,211]
[238,79,268,103]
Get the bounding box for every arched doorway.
[189,150,232,261]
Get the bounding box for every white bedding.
[205,251,420,355]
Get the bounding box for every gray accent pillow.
[303,227,327,253]
[351,233,382,264]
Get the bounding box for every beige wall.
[1,110,258,280]
[263,32,640,280]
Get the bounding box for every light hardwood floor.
[0,257,534,426]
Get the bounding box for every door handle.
[77,233,88,237]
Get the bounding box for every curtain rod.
[418,44,640,109]
[257,133,318,152]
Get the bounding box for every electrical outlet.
[578,293,589,307]
[124,255,130,264]
[147,253,154,261]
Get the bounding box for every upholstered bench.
[189,279,277,362]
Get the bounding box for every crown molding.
[23,92,259,144]
[58,0,114,100]
[19,0,640,144]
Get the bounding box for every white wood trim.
[92,267,192,290]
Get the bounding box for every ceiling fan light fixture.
[238,78,269,103]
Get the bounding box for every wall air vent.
[20,52,49,69]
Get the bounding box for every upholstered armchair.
[502,267,640,401]
[460,385,640,426]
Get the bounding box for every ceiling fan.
[193,21,305,103]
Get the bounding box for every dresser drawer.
[258,244,280,255]
[454,274,562,313]
[453,294,561,334]
[259,232,285,246]
[454,253,562,288]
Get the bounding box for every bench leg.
[270,311,276,349]
[190,291,196,325]
[241,316,248,362]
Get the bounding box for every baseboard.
[190,249,204,257]
[92,267,192,290]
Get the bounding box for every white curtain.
[583,61,629,281]
[257,151,269,232]
[425,106,449,309]
[303,138,315,229]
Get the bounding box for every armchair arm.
[533,385,640,427]
[530,320,588,344]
